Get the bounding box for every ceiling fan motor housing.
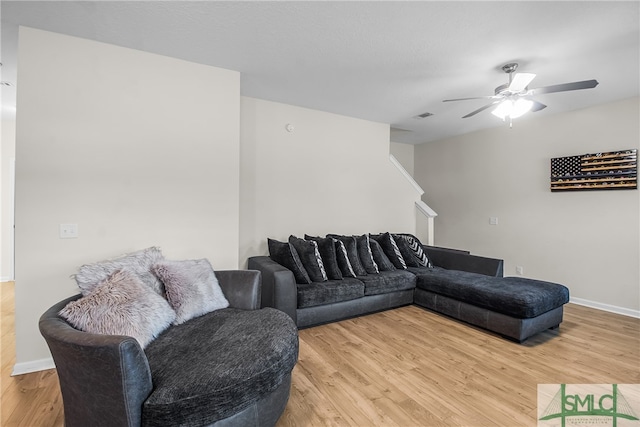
[495,83,511,96]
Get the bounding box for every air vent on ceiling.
[413,112,434,119]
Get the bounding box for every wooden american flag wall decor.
[550,149,637,192]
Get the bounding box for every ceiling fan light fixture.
[511,98,534,118]
[491,98,533,120]
[491,100,512,119]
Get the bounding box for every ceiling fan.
[443,63,599,126]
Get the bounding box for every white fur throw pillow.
[73,247,165,296]
[59,269,176,348]
[152,259,229,325]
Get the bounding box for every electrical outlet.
[490,217,498,225]
[60,224,78,239]
[516,266,524,276]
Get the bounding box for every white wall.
[239,97,421,264]
[414,97,640,313]
[14,27,240,369]
[1,119,16,281]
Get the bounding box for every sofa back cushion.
[268,239,311,284]
[327,235,368,276]
[304,235,343,280]
[393,234,431,268]
[333,239,357,278]
[370,233,407,269]
[354,234,379,274]
[369,239,396,271]
[59,269,175,348]
[73,246,165,296]
[152,259,229,325]
[288,236,328,283]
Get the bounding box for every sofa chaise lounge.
[248,233,569,342]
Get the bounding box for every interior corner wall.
[239,97,420,264]
[14,27,240,367]
[390,141,415,177]
[1,119,16,281]
[414,97,640,312]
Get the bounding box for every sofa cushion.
[152,259,229,325]
[395,234,431,267]
[304,235,342,280]
[268,238,311,284]
[392,234,425,268]
[289,236,327,282]
[406,266,434,275]
[370,233,407,269]
[358,270,416,296]
[355,234,379,274]
[143,307,298,427]
[296,278,365,309]
[333,239,356,278]
[59,269,175,349]
[413,267,570,318]
[73,246,165,296]
[328,235,368,276]
[369,239,396,271]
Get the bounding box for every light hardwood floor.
[1,282,64,427]
[2,281,639,426]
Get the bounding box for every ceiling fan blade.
[531,100,547,112]
[530,79,599,95]
[509,73,536,92]
[462,100,501,118]
[443,96,496,102]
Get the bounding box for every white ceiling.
[1,1,638,144]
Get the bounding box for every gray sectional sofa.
[248,233,570,342]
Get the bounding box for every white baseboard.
[570,297,640,319]
[1,275,14,282]
[11,358,55,376]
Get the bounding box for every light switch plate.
[60,223,78,239]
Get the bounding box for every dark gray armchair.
[39,270,299,427]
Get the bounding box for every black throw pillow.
[392,234,423,268]
[369,239,396,271]
[370,232,407,269]
[327,234,368,276]
[333,239,356,278]
[289,236,328,283]
[354,234,379,274]
[395,233,431,268]
[305,235,343,280]
[267,238,311,284]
